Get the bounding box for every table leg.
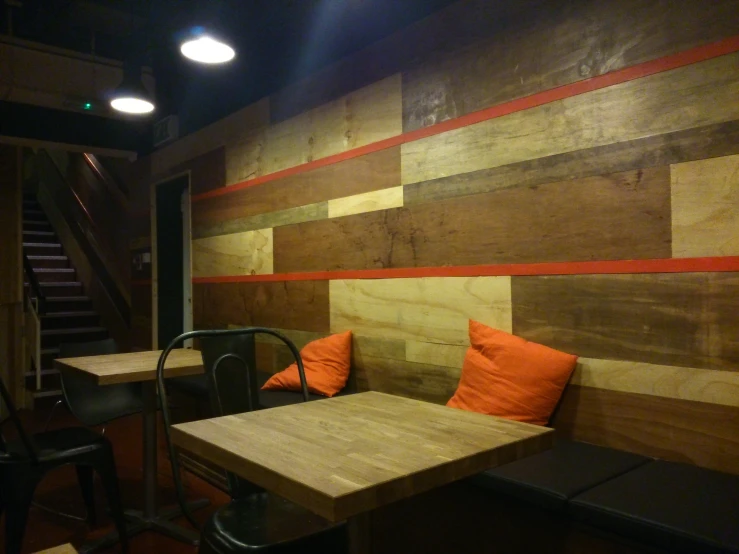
[348,511,373,554]
[79,382,209,553]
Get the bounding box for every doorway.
[153,174,191,349]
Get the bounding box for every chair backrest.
[0,375,38,462]
[58,338,121,425]
[156,328,309,528]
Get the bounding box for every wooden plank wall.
[133,0,739,474]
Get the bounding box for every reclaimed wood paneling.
[184,147,226,196]
[275,167,671,272]
[672,154,739,258]
[329,277,511,345]
[0,145,22,305]
[403,0,739,131]
[573,358,739,408]
[354,355,460,405]
[405,120,739,206]
[194,203,327,240]
[192,229,273,278]
[512,273,739,371]
[401,52,739,185]
[225,127,267,186]
[130,283,152,350]
[328,186,404,219]
[552,385,739,475]
[405,341,467,369]
[193,281,330,332]
[194,147,400,227]
[262,75,402,176]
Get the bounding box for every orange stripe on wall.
[192,35,739,203]
[191,256,739,284]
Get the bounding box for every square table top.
[54,349,204,385]
[171,391,554,521]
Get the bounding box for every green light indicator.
[83,102,93,110]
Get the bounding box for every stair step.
[23,220,52,231]
[40,347,60,370]
[23,242,63,256]
[24,368,59,379]
[41,326,108,348]
[27,255,69,269]
[26,281,83,297]
[23,230,57,243]
[23,209,46,221]
[23,200,40,209]
[44,296,93,312]
[31,268,76,282]
[41,311,99,329]
[30,388,63,400]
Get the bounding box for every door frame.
[150,171,192,350]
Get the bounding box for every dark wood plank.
[405,120,739,206]
[0,145,22,305]
[192,281,330,332]
[403,0,739,131]
[552,385,739,475]
[186,146,226,196]
[512,273,739,371]
[274,167,671,272]
[130,284,152,350]
[192,147,400,229]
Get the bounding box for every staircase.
[23,193,109,400]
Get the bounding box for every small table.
[171,391,554,553]
[54,349,205,551]
[34,544,78,554]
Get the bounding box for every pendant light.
[180,27,235,64]
[110,65,155,114]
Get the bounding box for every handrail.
[83,153,130,205]
[22,250,46,316]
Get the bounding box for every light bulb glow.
[180,36,235,64]
[110,97,155,114]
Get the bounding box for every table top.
[54,348,204,385]
[34,544,78,554]
[171,391,553,521]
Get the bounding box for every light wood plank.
[330,277,511,345]
[54,349,203,385]
[171,391,553,521]
[401,52,739,185]
[406,341,467,369]
[263,75,402,176]
[328,186,404,219]
[573,358,739,408]
[193,202,327,239]
[672,154,739,257]
[225,127,268,185]
[192,228,273,278]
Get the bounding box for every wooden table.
[34,544,78,554]
[54,349,205,551]
[171,391,554,553]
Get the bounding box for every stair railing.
[22,250,44,391]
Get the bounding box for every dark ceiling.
[2,0,460,141]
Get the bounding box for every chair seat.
[4,427,107,462]
[570,460,739,554]
[200,493,346,553]
[469,440,652,512]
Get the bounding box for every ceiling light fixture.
[110,67,155,114]
[180,35,235,64]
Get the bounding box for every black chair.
[47,338,144,430]
[156,328,347,554]
[0,374,129,554]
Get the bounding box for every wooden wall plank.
[401,52,739,185]
[552,385,739,475]
[672,154,739,258]
[194,147,400,227]
[0,145,22,305]
[275,167,671,272]
[403,0,739,131]
[406,341,467,369]
[262,75,402,176]
[405,120,739,207]
[130,283,152,350]
[225,128,267,186]
[192,229,273,278]
[329,277,511,345]
[193,281,330,332]
[184,147,226,196]
[573,358,739,408]
[354,355,460,405]
[328,186,404,219]
[512,273,739,371]
[194,203,327,240]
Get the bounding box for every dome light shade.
[110,68,155,115]
[180,36,235,64]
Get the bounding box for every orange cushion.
[261,331,352,397]
[447,320,577,425]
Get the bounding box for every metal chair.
[0,373,129,554]
[156,328,347,553]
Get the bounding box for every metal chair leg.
[43,399,64,431]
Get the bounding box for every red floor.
[2,401,229,553]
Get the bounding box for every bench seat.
[570,460,739,554]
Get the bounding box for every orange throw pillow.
[261,331,352,397]
[447,321,577,425]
